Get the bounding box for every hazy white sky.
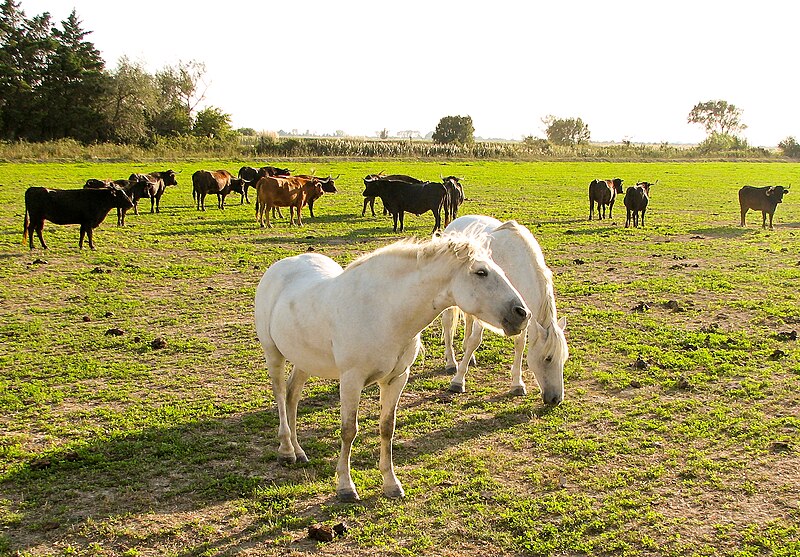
[20,0,800,145]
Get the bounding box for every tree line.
[0,0,232,145]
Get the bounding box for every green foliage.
[542,115,591,146]
[697,132,751,153]
[432,115,475,145]
[688,99,746,137]
[778,136,800,158]
[192,106,233,139]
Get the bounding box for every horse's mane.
[347,233,489,272]
[494,221,560,330]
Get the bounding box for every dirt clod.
[105,328,124,336]
[664,300,683,312]
[675,375,692,390]
[632,302,650,312]
[333,522,349,537]
[151,337,167,349]
[770,441,793,454]
[82,315,92,322]
[633,358,649,370]
[104,311,114,318]
[769,349,787,360]
[308,524,335,542]
[775,330,797,341]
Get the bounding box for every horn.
[333,174,341,180]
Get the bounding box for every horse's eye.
[545,355,553,363]
[475,269,488,277]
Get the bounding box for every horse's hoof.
[449,382,465,393]
[277,454,296,466]
[383,486,405,499]
[337,489,361,503]
[443,366,456,376]
[509,386,527,397]
[295,452,309,464]
[469,355,477,366]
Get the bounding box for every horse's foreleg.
[337,374,365,502]
[450,317,484,393]
[509,330,528,396]
[442,307,460,375]
[286,368,310,463]
[378,369,410,498]
[264,348,294,464]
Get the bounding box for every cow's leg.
[625,209,631,228]
[378,368,410,498]
[740,206,748,227]
[589,200,594,220]
[399,212,405,232]
[641,208,646,228]
[33,221,46,249]
[768,211,774,230]
[450,317,484,393]
[286,367,310,463]
[392,212,399,232]
[337,372,366,501]
[442,306,460,375]
[509,330,528,396]
[762,211,767,229]
[361,198,368,217]
[609,200,615,219]
[266,205,273,228]
[308,200,315,219]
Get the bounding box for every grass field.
[0,160,798,556]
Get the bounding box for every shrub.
[778,136,800,159]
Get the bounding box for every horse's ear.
[558,316,567,331]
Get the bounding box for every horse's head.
[445,237,530,337]
[527,316,568,405]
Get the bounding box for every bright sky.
[21,0,800,146]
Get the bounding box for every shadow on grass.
[1,362,542,553]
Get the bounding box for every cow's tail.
[23,207,29,244]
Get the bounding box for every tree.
[432,115,474,145]
[778,136,800,159]
[542,115,590,146]
[150,60,207,136]
[103,57,158,144]
[38,9,109,142]
[687,100,746,136]
[192,106,232,138]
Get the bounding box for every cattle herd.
[20,165,790,250]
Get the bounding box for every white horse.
[442,215,568,404]
[255,234,530,501]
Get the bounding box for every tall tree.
[0,0,55,139]
[542,115,590,146]
[687,100,746,136]
[432,115,474,145]
[151,60,207,136]
[103,57,158,144]
[38,9,109,141]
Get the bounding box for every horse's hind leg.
[450,317,484,393]
[509,331,528,396]
[378,369,410,498]
[286,368,310,463]
[263,347,295,465]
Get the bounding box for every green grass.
[0,160,799,556]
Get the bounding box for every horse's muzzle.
[502,304,530,336]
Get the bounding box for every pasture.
[0,160,798,556]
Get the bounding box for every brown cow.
[192,170,246,210]
[129,170,178,213]
[624,182,652,228]
[588,178,624,220]
[739,185,790,230]
[256,176,327,228]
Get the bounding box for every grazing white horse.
[255,234,530,501]
[442,215,568,404]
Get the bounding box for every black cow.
[739,185,790,230]
[589,178,624,220]
[442,175,465,226]
[129,169,178,213]
[624,182,652,228]
[84,176,155,225]
[362,174,424,216]
[362,177,447,233]
[238,165,291,204]
[24,186,133,250]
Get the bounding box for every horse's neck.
[353,252,455,332]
